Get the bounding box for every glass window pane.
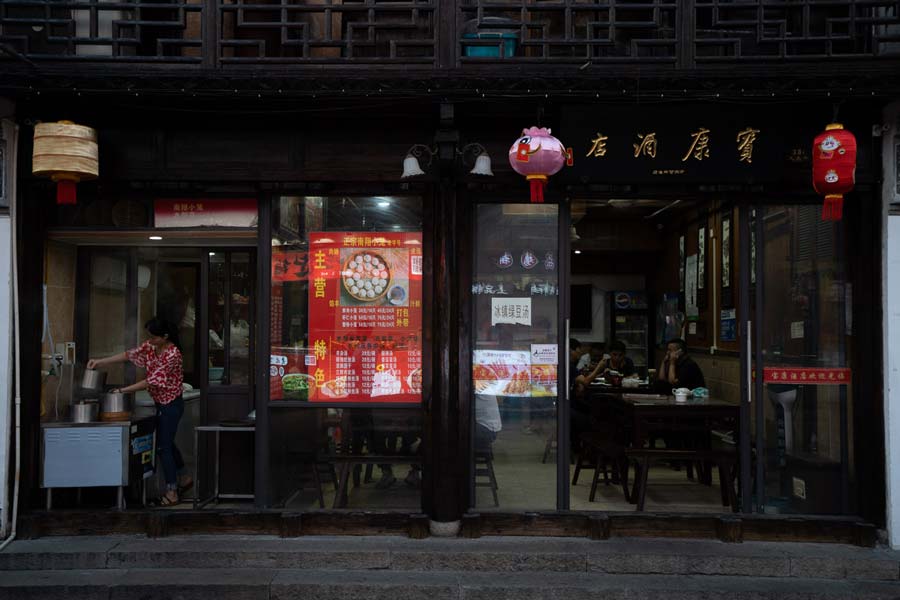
[757,205,853,515]
[88,252,129,385]
[156,263,199,387]
[229,252,251,385]
[269,196,423,509]
[208,253,226,385]
[472,204,559,510]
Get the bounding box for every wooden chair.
[542,429,556,464]
[474,448,499,507]
[573,430,631,503]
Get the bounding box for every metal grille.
[218,0,436,63]
[694,0,900,61]
[458,0,678,63]
[0,0,204,61]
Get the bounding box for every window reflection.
[472,204,559,510]
[269,196,423,510]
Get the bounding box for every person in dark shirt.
[596,340,636,378]
[656,338,705,391]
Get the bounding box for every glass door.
[750,205,853,515]
[206,250,255,406]
[471,203,563,510]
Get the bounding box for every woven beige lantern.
[32,120,98,205]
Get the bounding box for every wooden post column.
[423,103,472,524]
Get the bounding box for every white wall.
[569,274,646,343]
[882,101,900,548]
[0,114,15,538]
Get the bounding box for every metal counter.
[40,416,156,510]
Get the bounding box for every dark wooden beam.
[15,508,879,546]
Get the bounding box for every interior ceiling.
[574,198,694,222]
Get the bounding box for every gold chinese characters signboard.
[560,106,804,184]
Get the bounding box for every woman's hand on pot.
[87,359,100,369]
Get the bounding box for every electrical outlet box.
[57,342,76,364]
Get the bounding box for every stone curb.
[2,536,899,581]
[2,569,900,600]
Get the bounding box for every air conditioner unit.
[91,256,150,291]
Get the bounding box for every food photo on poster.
[303,231,423,404]
[473,348,558,398]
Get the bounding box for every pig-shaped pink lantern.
[508,126,572,203]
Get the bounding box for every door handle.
[746,320,752,403]
[565,318,570,404]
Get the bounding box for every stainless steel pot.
[101,392,131,415]
[81,369,106,392]
[70,401,99,423]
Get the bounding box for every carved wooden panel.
[0,0,204,61]
[218,0,436,63]
[693,0,900,61]
[458,0,678,63]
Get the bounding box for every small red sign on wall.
[154,198,258,228]
[761,367,851,385]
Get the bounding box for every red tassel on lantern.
[56,180,77,205]
[527,175,546,203]
[812,124,856,222]
[822,194,842,221]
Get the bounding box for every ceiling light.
[149,236,163,241]
[574,250,582,255]
[209,252,216,256]
[607,199,635,208]
[377,201,390,208]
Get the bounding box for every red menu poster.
[307,232,423,403]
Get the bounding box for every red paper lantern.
[812,123,856,221]
[508,127,571,203]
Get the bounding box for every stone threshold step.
[3,535,900,581]
[3,568,900,600]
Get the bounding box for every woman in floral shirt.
[89,317,191,506]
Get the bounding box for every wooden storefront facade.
[2,0,900,540]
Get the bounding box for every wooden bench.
[625,448,738,512]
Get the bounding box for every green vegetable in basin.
[282,373,311,399]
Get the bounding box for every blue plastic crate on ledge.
[462,33,518,58]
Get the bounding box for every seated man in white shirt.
[475,393,502,452]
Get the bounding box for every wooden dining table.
[584,388,740,506]
[607,392,740,451]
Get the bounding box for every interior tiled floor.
[475,424,731,513]
[275,417,732,513]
